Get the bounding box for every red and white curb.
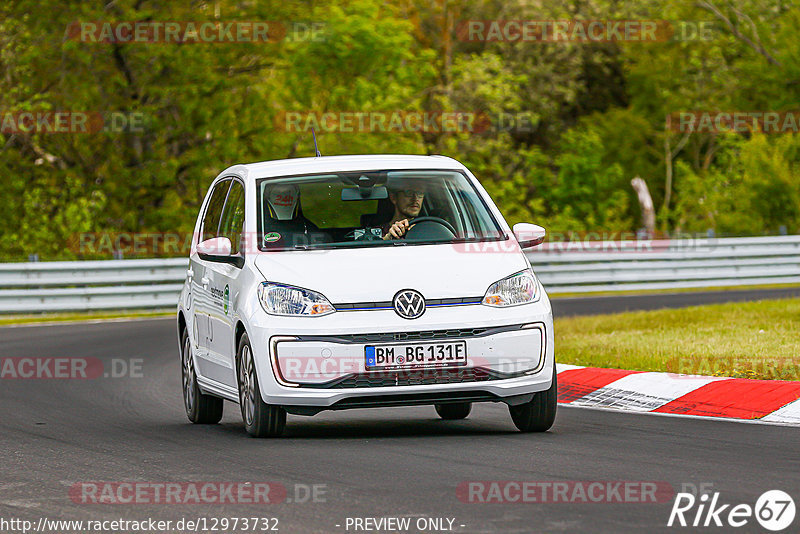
[555,364,800,425]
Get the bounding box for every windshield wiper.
[401,240,451,246]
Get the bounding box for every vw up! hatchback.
[177,155,555,437]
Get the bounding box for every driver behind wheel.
[381,182,425,240]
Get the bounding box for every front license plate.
[365,341,467,370]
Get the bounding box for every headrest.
[266,184,300,221]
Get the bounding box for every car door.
[192,178,231,385]
[205,178,246,389]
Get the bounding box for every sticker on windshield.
[264,232,282,243]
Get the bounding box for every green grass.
[548,282,800,298]
[0,310,173,326]
[555,298,800,380]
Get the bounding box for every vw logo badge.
[393,289,426,320]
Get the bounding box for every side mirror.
[513,223,546,249]
[197,237,244,268]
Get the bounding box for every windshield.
[255,169,505,251]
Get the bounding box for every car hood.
[253,242,530,304]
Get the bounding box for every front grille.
[333,296,482,311]
[308,367,502,389]
[336,327,489,344]
[333,301,392,310]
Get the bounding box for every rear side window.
[219,180,245,254]
[201,179,231,242]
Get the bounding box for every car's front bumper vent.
[305,367,503,389]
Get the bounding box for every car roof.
[218,154,468,182]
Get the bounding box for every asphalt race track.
[1,315,799,533]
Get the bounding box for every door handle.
[201,277,210,289]
[186,268,194,282]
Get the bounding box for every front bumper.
[246,299,555,409]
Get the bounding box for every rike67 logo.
[668,490,795,531]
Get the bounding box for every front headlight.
[482,270,539,307]
[257,282,336,316]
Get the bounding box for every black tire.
[435,402,472,420]
[181,328,223,424]
[509,365,557,432]
[237,333,286,438]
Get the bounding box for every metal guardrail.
[0,258,186,313]
[1,236,799,313]
[527,235,800,293]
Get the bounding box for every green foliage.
[672,133,800,235]
[444,134,551,227]
[549,127,630,233]
[1,0,800,259]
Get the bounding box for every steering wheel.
[408,216,457,236]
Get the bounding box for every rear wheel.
[509,365,557,432]
[237,333,286,438]
[435,402,472,420]
[181,329,223,424]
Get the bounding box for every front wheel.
[508,365,557,432]
[237,333,286,438]
[181,329,223,424]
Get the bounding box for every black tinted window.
[201,179,231,242]
[219,180,245,254]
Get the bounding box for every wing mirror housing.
[512,223,546,249]
[197,237,244,268]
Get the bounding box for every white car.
[177,155,556,437]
